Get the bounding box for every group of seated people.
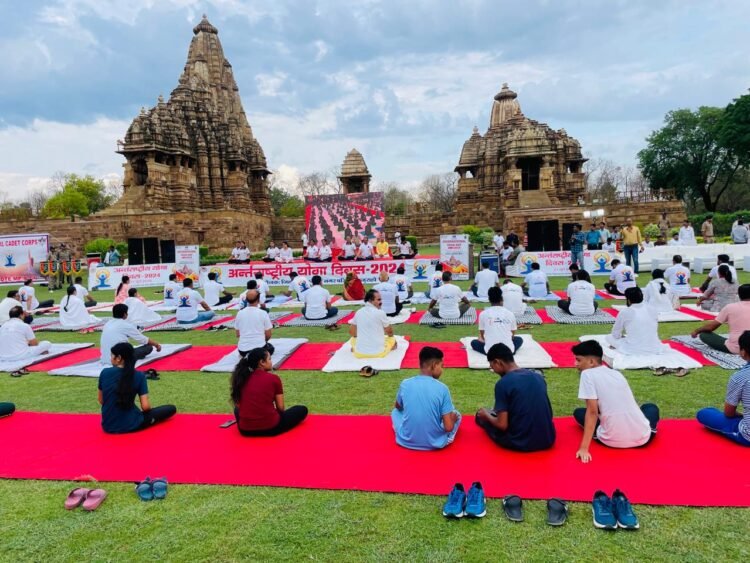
[261,242,295,263]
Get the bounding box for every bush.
[643,223,661,239]
[406,236,418,252]
[199,246,209,258]
[84,238,125,260]
[688,210,750,237]
[461,225,493,245]
[480,231,495,249]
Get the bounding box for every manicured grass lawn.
[1,270,748,561]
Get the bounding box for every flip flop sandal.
[502,495,524,522]
[65,487,91,510]
[207,326,219,331]
[145,369,160,381]
[82,488,108,511]
[359,366,379,378]
[135,478,154,501]
[652,367,668,376]
[152,477,168,500]
[546,498,568,526]
[325,324,340,331]
[672,368,689,378]
[431,323,447,329]
[10,368,29,378]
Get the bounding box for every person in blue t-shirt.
[586,223,602,250]
[98,342,177,434]
[391,346,461,450]
[475,343,556,452]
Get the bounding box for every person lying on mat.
[471,287,522,354]
[349,289,397,357]
[343,272,365,301]
[0,290,33,325]
[0,402,15,418]
[691,284,750,354]
[373,272,402,317]
[665,255,692,297]
[0,306,51,361]
[231,347,308,437]
[59,285,100,328]
[391,346,460,451]
[284,271,310,300]
[572,340,659,463]
[472,262,499,299]
[606,287,669,355]
[696,330,750,446]
[499,279,525,316]
[301,276,338,320]
[101,304,161,365]
[643,269,677,313]
[397,236,415,259]
[697,265,738,313]
[475,343,555,452]
[73,277,97,307]
[123,288,162,325]
[19,279,54,313]
[236,290,274,357]
[99,342,176,434]
[558,270,597,316]
[394,266,413,303]
[163,273,181,307]
[262,241,280,263]
[277,241,294,263]
[176,278,214,325]
[424,263,444,299]
[204,272,234,307]
[522,262,549,299]
[374,234,390,259]
[428,271,470,320]
[699,255,737,293]
[603,259,636,296]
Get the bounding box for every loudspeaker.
[160,240,176,263]
[143,238,160,265]
[128,238,144,265]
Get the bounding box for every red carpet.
[601,307,619,317]
[667,342,716,366]
[1,412,747,506]
[402,342,468,368]
[405,311,426,324]
[28,348,101,372]
[535,308,555,324]
[276,343,342,370]
[146,346,237,371]
[678,307,716,321]
[539,342,577,368]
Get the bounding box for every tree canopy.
[42,174,116,218]
[43,190,89,219]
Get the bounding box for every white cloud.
[313,40,329,62]
[255,72,288,97]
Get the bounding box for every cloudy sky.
[1,0,749,199]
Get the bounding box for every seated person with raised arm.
[606,287,668,355]
[471,286,522,354]
[691,284,750,354]
[283,271,310,300]
[428,271,470,319]
[176,278,214,324]
[349,289,397,358]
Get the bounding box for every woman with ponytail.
[98,342,176,433]
[230,347,307,436]
[59,285,101,328]
[643,269,677,312]
[699,265,739,312]
[114,275,131,305]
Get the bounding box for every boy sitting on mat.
[606,287,669,355]
[391,346,460,450]
[572,340,659,462]
[471,287,522,355]
[691,284,750,355]
[474,343,556,452]
[428,271,470,319]
[349,289,397,358]
[696,331,750,446]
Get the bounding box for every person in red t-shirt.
[343,272,365,301]
[231,348,308,436]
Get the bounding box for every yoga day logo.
[623,269,634,282]
[4,254,16,267]
[165,288,174,299]
[593,252,611,273]
[412,261,428,280]
[520,254,538,275]
[95,269,111,289]
[676,272,688,285]
[178,294,191,307]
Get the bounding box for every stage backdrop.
[0,233,49,284]
[305,192,385,249]
[507,250,624,277]
[88,245,200,290]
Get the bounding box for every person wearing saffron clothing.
[621,218,644,273]
[374,234,391,259]
[349,289,397,357]
[691,284,750,354]
[343,272,365,301]
[98,342,176,434]
[231,347,308,437]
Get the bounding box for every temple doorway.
[518,157,541,191]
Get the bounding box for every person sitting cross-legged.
[100,304,162,365]
[0,306,51,364]
[697,264,738,313]
[606,287,667,355]
[374,234,390,259]
[474,343,556,452]
[176,278,214,324]
[301,275,338,320]
[59,285,100,328]
[235,289,274,357]
[696,330,750,446]
[692,284,750,354]
[19,279,54,313]
[664,254,692,297]
[397,236,415,259]
[558,270,597,316]
[604,259,636,296]
[424,263,444,299]
[349,289,397,358]
[643,269,677,313]
[572,339,660,463]
[428,271,470,319]
[343,272,365,301]
[0,290,32,325]
[204,272,234,307]
[99,342,176,434]
[393,266,413,303]
[231,347,308,437]
[262,241,280,262]
[373,271,402,317]
[163,273,181,307]
[699,254,737,293]
[471,261,499,299]
[73,277,97,307]
[471,286,522,355]
[499,279,525,316]
[124,288,162,325]
[522,262,550,299]
[391,346,460,450]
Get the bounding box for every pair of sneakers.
[135,476,168,501]
[593,489,639,530]
[442,482,486,518]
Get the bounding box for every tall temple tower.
[111,15,271,215]
[338,149,371,194]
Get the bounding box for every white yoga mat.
[89,300,160,313]
[386,308,412,325]
[407,294,432,305]
[201,338,309,372]
[0,343,94,373]
[322,336,410,373]
[523,293,559,301]
[578,334,702,370]
[48,344,192,377]
[459,335,556,370]
[681,304,719,317]
[611,305,702,323]
[264,295,293,309]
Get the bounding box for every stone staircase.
[518,190,552,209]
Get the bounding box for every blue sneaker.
[612,489,639,530]
[442,483,466,518]
[592,490,617,530]
[465,482,487,518]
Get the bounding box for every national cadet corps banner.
[0,233,49,284]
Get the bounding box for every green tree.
[638,107,747,211]
[720,90,750,161]
[270,187,294,216]
[63,174,114,213]
[43,190,89,219]
[279,196,305,217]
[377,182,412,216]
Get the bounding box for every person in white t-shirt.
[571,339,659,463]
[176,278,214,324]
[73,276,97,307]
[0,306,51,367]
[393,231,401,245]
[235,289,274,356]
[667,233,681,246]
[254,272,272,303]
[349,289,397,357]
[339,236,357,261]
[558,270,597,316]
[678,221,697,246]
[393,265,413,302]
[301,232,308,253]
[604,259,636,296]
[472,262,500,299]
[642,236,655,249]
[493,231,505,253]
[124,288,162,325]
[424,264,444,298]
[203,272,234,307]
[700,254,737,292]
[59,285,100,328]
[284,272,310,300]
[397,237,415,259]
[163,274,181,307]
[317,239,333,262]
[277,241,294,263]
[499,242,514,275]
[236,242,251,263]
[601,238,616,252]
[606,287,669,355]
[428,271,470,319]
[522,263,549,299]
[301,276,338,320]
[643,270,677,313]
[228,241,242,264]
[356,239,374,261]
[500,279,525,316]
[664,255,691,296]
[100,304,161,364]
[0,290,32,325]
[19,279,54,313]
[373,271,402,317]
[262,241,281,263]
[471,286,522,354]
[306,239,320,261]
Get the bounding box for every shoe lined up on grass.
[592,490,617,530]
[612,489,639,529]
[442,483,467,518]
[464,482,486,518]
[65,487,107,511]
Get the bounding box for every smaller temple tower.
[338,149,371,194]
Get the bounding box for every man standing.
[569,224,585,269]
[621,218,644,273]
[701,216,715,244]
[493,230,505,254]
[46,245,59,291]
[586,224,601,250]
[598,222,610,247]
[505,230,519,247]
[658,212,671,239]
[678,220,697,246]
[57,243,72,287]
[105,245,121,266]
[301,232,308,255]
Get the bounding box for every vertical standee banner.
[175,245,200,279]
[0,233,49,284]
[439,234,471,281]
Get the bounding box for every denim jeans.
[696,408,750,446]
[570,251,583,269]
[178,310,215,324]
[623,244,639,273]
